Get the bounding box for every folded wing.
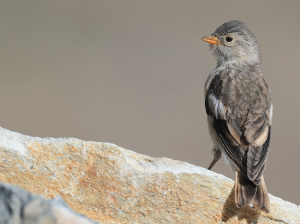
[206,89,271,184]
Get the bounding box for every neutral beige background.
[1,1,299,205]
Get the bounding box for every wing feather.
[205,93,271,184]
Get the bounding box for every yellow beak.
[202,35,219,45]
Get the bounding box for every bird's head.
[202,20,261,66]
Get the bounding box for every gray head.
[202,20,260,66]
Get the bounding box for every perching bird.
[202,20,272,212]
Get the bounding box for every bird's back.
[206,63,272,122]
[205,63,272,183]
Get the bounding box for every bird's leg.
[208,158,218,170]
[208,148,222,170]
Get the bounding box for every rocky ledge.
[0,127,299,223]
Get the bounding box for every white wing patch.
[207,93,226,119]
[269,104,273,125]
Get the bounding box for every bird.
[202,20,272,212]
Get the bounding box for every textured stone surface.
[0,127,299,223]
[0,182,98,224]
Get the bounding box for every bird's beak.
[202,35,219,45]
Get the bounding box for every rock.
[0,126,299,223]
[0,182,99,224]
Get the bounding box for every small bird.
[202,20,272,212]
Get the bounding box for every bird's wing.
[205,90,271,183]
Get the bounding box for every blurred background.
[1,1,299,205]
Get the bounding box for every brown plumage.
[202,20,272,212]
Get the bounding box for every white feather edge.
[207,93,226,120]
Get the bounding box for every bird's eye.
[226,37,233,42]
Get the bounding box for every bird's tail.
[235,171,270,213]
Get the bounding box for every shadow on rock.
[221,186,262,224]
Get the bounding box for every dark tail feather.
[235,171,257,208]
[253,175,270,212]
[235,172,270,213]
